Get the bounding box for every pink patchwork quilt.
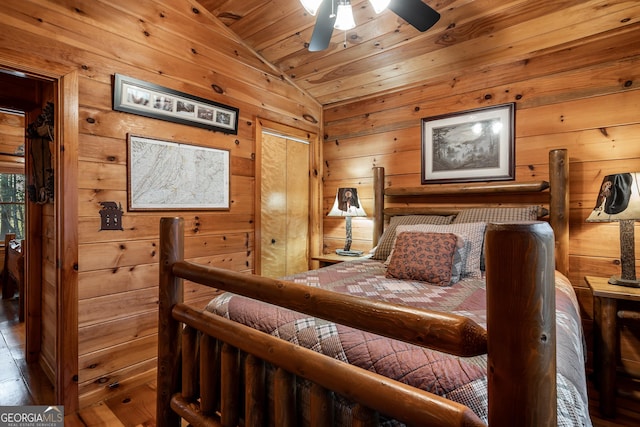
[206,259,592,426]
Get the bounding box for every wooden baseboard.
[39,355,55,385]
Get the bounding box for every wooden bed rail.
[384,181,550,196]
[158,217,558,426]
[372,148,569,278]
[158,216,487,427]
[172,260,487,357]
[171,302,485,427]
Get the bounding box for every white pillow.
[452,207,540,271]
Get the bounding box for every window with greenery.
[0,173,25,240]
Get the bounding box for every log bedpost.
[373,167,385,247]
[157,217,184,427]
[549,148,569,277]
[485,222,557,426]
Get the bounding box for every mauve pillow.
[395,222,487,278]
[386,232,458,286]
[385,232,467,284]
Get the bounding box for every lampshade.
[328,187,366,255]
[328,188,366,217]
[586,172,640,222]
[586,172,640,287]
[369,0,391,14]
[300,0,324,16]
[334,1,356,31]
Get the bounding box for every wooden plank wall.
[0,0,321,409]
[322,21,640,416]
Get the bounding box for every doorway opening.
[0,70,54,405]
[0,63,78,411]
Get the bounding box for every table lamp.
[327,187,367,256]
[586,172,640,287]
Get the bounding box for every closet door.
[284,139,309,274]
[261,134,287,278]
[260,133,309,278]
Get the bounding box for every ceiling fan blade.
[388,0,440,32]
[308,0,336,51]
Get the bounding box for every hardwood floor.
[1,296,164,426]
[64,383,158,427]
[0,296,54,406]
[1,295,639,426]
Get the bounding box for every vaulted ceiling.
[199,1,634,107]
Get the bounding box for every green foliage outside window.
[0,173,25,240]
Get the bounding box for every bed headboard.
[372,148,569,276]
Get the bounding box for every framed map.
[127,134,230,210]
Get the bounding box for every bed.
[2,233,24,322]
[157,148,591,426]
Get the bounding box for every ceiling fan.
[301,0,441,51]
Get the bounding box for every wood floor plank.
[0,349,21,382]
[0,377,34,406]
[0,299,35,407]
[63,412,89,427]
[15,357,55,404]
[104,382,156,426]
[75,402,125,426]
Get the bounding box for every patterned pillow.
[396,222,487,278]
[452,207,539,270]
[385,232,467,284]
[386,232,458,286]
[372,215,455,260]
[452,206,540,224]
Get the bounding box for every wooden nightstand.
[585,276,640,418]
[311,253,369,268]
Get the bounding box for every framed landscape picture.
[421,103,515,184]
[127,134,230,211]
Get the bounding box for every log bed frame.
[157,149,569,427]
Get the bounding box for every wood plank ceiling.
[197,0,639,107]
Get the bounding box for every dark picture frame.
[421,103,515,184]
[127,134,230,211]
[113,74,239,134]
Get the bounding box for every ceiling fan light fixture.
[300,0,324,16]
[334,1,356,31]
[369,0,391,14]
[306,0,440,52]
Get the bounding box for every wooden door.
[260,132,309,278]
[284,139,309,274]
[261,133,287,278]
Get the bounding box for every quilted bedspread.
[205,259,592,426]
